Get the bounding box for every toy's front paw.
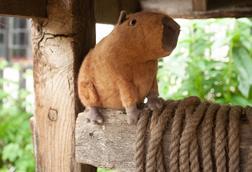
[147,97,164,110]
[85,107,104,124]
[126,106,141,125]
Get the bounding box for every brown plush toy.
[78,11,180,124]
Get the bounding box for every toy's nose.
[162,16,180,52]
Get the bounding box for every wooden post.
[32,0,96,171]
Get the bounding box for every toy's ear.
[117,10,127,25]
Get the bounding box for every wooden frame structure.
[1,1,252,23]
[0,0,251,172]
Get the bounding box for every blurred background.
[0,17,251,172]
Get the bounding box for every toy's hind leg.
[78,81,103,124]
[126,105,141,125]
[85,107,104,124]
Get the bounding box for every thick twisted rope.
[189,135,200,172]
[200,103,220,172]
[245,107,252,172]
[146,108,163,172]
[156,101,179,172]
[146,101,178,172]
[156,146,165,172]
[228,106,242,172]
[189,102,209,172]
[179,98,200,172]
[135,109,150,172]
[134,97,251,172]
[169,97,199,172]
[215,105,229,172]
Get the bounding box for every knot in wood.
[48,108,58,121]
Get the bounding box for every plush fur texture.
[78,11,180,124]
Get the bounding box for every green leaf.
[2,143,21,162]
[232,45,252,97]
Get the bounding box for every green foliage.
[158,18,252,106]
[0,60,35,172]
[97,168,115,172]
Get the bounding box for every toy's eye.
[129,19,137,26]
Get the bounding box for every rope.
[169,97,199,172]
[179,98,200,172]
[200,103,220,172]
[146,101,178,172]
[228,106,242,172]
[179,101,208,172]
[215,105,229,172]
[135,109,151,172]
[245,107,252,172]
[188,102,209,172]
[134,97,252,172]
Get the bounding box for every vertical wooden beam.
[192,0,208,11]
[31,0,96,171]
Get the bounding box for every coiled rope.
[135,96,252,172]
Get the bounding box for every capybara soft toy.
[78,11,180,124]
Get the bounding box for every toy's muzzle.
[162,16,180,52]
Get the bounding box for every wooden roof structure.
[95,0,252,23]
[0,0,252,23]
[0,0,251,172]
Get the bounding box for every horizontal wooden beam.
[192,0,207,11]
[75,109,252,171]
[0,0,140,22]
[0,0,251,22]
[95,0,141,24]
[95,0,252,21]
[0,0,47,18]
[141,0,252,19]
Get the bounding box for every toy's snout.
[162,16,180,53]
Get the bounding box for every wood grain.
[32,0,96,171]
[95,0,141,24]
[0,0,47,18]
[75,109,252,172]
[141,0,252,19]
[192,0,207,11]
[0,0,251,22]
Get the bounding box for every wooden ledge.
[75,109,251,171]
[75,109,136,171]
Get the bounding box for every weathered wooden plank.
[32,0,96,171]
[75,109,252,172]
[0,0,47,18]
[141,0,252,19]
[192,0,207,11]
[0,0,251,22]
[141,0,193,18]
[95,0,141,24]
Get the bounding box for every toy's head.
[112,11,180,61]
